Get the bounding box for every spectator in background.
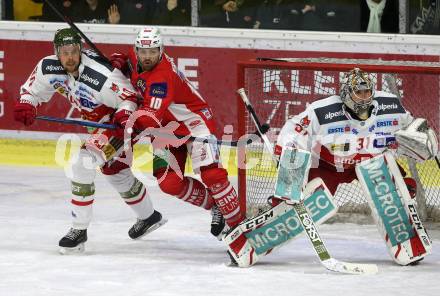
[70,0,119,24]
[299,0,357,32]
[3,0,15,20]
[151,0,191,26]
[254,0,301,30]
[117,0,156,25]
[201,0,255,28]
[361,0,398,33]
[33,0,77,22]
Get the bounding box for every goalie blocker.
[224,177,337,267]
[356,151,432,265]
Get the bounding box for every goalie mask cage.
[237,58,440,222]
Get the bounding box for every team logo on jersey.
[376,119,398,128]
[136,78,147,93]
[369,125,375,132]
[149,82,168,98]
[375,131,391,136]
[328,127,344,134]
[325,110,344,121]
[373,137,397,149]
[42,59,66,75]
[300,116,310,127]
[375,97,405,115]
[201,108,212,120]
[79,66,107,92]
[328,125,350,134]
[79,97,98,109]
[351,128,359,135]
[50,78,68,95]
[315,103,347,125]
[110,83,120,93]
[330,143,350,152]
[189,119,202,128]
[295,116,310,135]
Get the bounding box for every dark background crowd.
[1,0,440,34]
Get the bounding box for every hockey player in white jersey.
[275,68,438,265]
[13,28,166,254]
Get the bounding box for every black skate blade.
[225,251,239,267]
[59,243,85,255]
[216,225,230,241]
[134,218,168,240]
[225,260,239,268]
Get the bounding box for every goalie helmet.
[53,28,82,56]
[340,68,374,116]
[134,26,163,57]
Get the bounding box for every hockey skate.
[128,210,167,239]
[58,228,87,255]
[210,205,228,240]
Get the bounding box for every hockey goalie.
[269,67,438,265]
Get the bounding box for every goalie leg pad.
[356,151,432,265]
[224,178,337,267]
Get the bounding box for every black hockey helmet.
[53,28,82,55]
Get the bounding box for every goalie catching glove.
[395,118,438,162]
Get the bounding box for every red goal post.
[236,58,440,222]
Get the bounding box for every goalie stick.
[238,87,378,275]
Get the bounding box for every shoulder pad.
[83,50,113,72]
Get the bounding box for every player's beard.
[141,61,154,71]
[140,57,159,72]
[62,58,80,76]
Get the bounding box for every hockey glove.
[395,118,438,162]
[110,53,128,74]
[112,109,133,140]
[14,100,36,126]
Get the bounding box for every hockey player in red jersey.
[110,26,244,238]
[14,28,166,254]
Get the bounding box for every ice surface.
[0,166,439,296]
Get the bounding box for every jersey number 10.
[150,97,162,109]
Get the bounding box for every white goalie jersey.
[275,91,414,172]
[19,50,138,123]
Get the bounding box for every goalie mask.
[53,28,82,56]
[134,26,164,57]
[340,68,374,116]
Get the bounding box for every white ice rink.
[1,166,439,296]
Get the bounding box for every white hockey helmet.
[340,68,374,115]
[134,26,163,56]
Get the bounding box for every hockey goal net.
[237,58,440,222]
